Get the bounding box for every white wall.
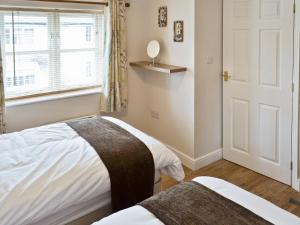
[195,0,223,158]
[121,0,196,158]
[122,0,223,163]
[6,93,101,132]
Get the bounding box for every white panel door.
[223,0,294,184]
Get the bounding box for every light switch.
[206,56,214,64]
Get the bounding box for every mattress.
[0,117,184,225]
[93,177,300,225]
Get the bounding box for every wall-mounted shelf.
[130,61,187,74]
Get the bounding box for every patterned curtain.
[100,0,128,113]
[0,44,6,134]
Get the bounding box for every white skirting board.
[194,149,223,170]
[166,145,223,171]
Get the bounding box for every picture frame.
[158,6,167,27]
[174,20,184,42]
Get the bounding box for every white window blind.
[0,9,104,99]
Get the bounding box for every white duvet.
[0,117,184,225]
[94,177,300,225]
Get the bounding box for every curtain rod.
[29,0,108,6]
[27,0,130,7]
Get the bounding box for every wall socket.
[151,110,160,119]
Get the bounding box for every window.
[5,77,12,87]
[86,26,92,42]
[0,10,104,99]
[4,28,10,44]
[25,74,35,85]
[15,76,24,86]
[86,61,92,77]
[24,28,34,45]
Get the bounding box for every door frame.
[292,0,300,191]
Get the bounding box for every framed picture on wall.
[158,6,167,27]
[174,20,184,42]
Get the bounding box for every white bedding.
[0,117,184,225]
[93,177,300,225]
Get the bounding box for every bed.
[93,177,300,225]
[0,116,185,225]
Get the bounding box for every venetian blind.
[0,8,104,99]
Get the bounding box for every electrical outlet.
[151,110,160,119]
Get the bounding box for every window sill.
[6,87,102,108]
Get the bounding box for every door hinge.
[291,161,294,171]
[294,2,296,14]
[292,83,295,92]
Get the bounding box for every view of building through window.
[0,10,104,98]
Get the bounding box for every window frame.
[0,7,104,101]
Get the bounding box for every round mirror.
[147,40,160,59]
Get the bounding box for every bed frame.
[66,178,162,225]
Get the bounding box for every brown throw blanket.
[139,181,272,225]
[67,117,155,212]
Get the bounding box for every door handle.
[222,71,231,82]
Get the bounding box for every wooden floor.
[161,160,300,217]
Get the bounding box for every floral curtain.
[100,0,128,113]
[0,44,6,134]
